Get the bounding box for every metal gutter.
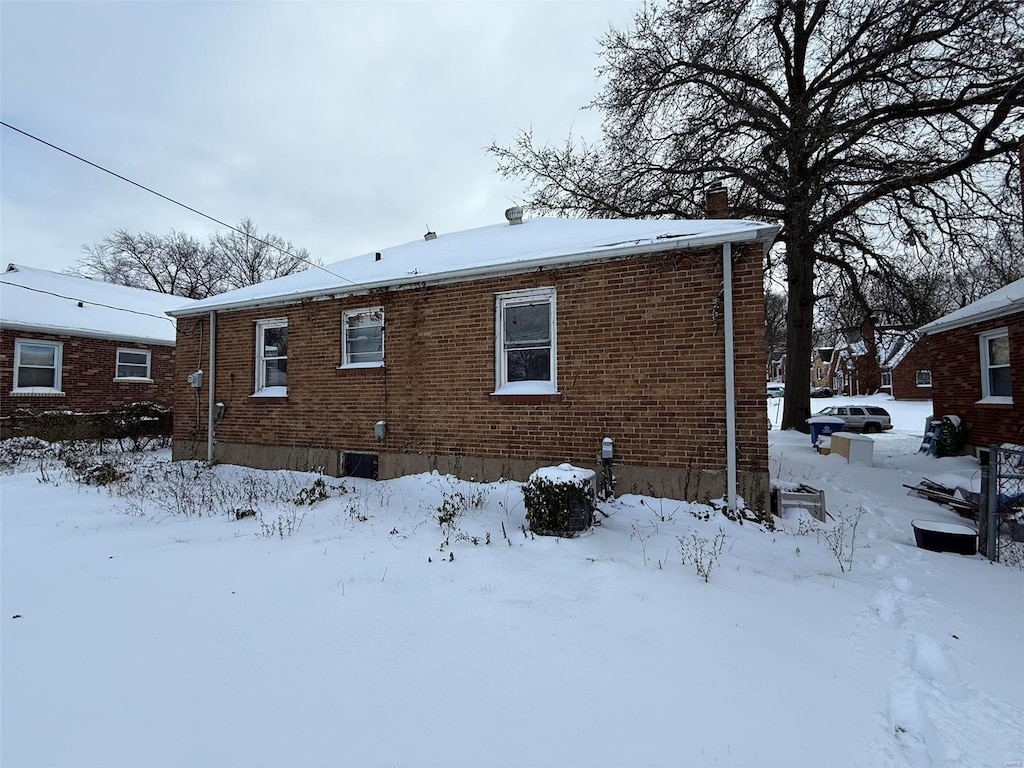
[207,311,216,464]
[0,321,177,346]
[722,243,737,512]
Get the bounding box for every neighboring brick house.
[919,277,1024,452]
[169,204,779,509]
[881,333,932,400]
[0,264,188,432]
[827,321,932,400]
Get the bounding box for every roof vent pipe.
[424,229,437,241]
[505,206,523,225]
[374,252,381,261]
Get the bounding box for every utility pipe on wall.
[207,310,216,464]
[722,243,738,512]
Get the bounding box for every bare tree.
[76,229,217,299]
[75,219,314,299]
[489,0,1023,430]
[207,218,312,293]
[765,290,788,362]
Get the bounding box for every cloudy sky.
[1,0,641,275]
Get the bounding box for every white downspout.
[722,243,738,512]
[207,310,216,464]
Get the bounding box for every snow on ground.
[2,395,1022,768]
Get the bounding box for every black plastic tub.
[912,520,978,556]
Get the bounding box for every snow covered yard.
[2,397,1022,768]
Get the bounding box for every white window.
[915,370,932,387]
[116,348,152,380]
[255,318,288,394]
[341,307,384,367]
[13,339,63,392]
[880,371,892,387]
[979,328,1011,401]
[494,287,557,394]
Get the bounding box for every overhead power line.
[2,280,177,326]
[0,120,360,288]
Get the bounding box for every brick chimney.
[705,180,729,219]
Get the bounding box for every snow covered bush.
[522,464,596,537]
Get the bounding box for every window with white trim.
[255,318,288,393]
[915,370,932,387]
[341,307,384,367]
[116,348,152,380]
[495,287,557,393]
[13,340,63,392]
[979,328,1011,400]
[880,371,892,387]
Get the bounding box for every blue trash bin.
[805,416,846,447]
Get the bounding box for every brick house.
[827,321,932,400]
[169,203,779,509]
[919,277,1024,452]
[0,264,187,433]
[880,333,932,400]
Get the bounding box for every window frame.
[115,347,153,381]
[493,287,558,394]
[880,371,892,388]
[13,339,64,393]
[915,369,932,388]
[254,317,289,394]
[978,327,1012,403]
[340,306,385,368]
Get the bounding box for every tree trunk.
[782,236,815,431]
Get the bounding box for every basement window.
[341,307,384,367]
[978,328,1012,403]
[255,318,288,395]
[115,348,152,381]
[493,287,558,395]
[13,339,64,394]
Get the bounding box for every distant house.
[0,264,188,434]
[168,199,780,508]
[827,321,931,400]
[919,278,1024,453]
[811,347,833,389]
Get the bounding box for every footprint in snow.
[871,553,892,570]
[872,589,903,626]
[888,683,943,768]
[911,633,966,700]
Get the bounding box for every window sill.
[114,377,154,384]
[250,387,288,404]
[975,396,1013,407]
[337,365,385,375]
[10,389,65,397]
[916,384,932,389]
[489,393,563,404]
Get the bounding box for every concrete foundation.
[172,440,770,512]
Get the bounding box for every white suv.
[814,405,893,433]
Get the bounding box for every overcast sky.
[1,0,641,275]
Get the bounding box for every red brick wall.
[0,329,176,416]
[891,337,932,400]
[174,245,769,494]
[927,311,1024,448]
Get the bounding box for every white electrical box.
[187,370,204,388]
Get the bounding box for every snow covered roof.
[919,277,1024,336]
[170,216,780,317]
[1,264,187,345]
